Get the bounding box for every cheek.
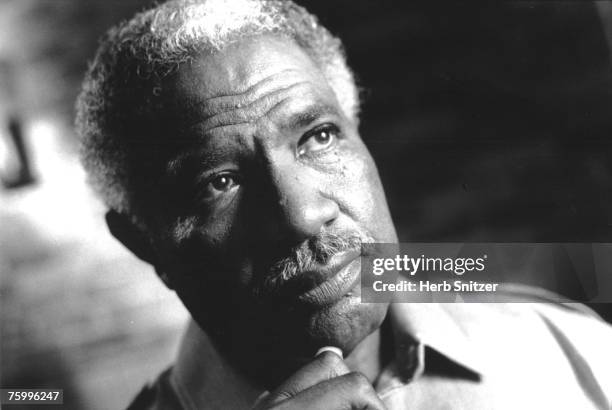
[331,148,393,233]
[168,188,245,247]
[163,203,250,278]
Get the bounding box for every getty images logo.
[372,254,488,276]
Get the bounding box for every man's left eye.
[297,125,339,156]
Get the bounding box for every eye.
[210,174,237,192]
[297,124,339,156]
[202,172,240,200]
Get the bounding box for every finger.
[315,346,343,359]
[266,351,351,404]
[275,372,387,410]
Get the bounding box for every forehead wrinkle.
[202,68,304,110]
[190,81,311,134]
[180,68,307,123]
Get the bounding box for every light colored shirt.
[132,288,612,409]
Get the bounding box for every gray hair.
[75,0,359,221]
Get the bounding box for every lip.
[293,249,362,307]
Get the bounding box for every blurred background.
[1,1,612,408]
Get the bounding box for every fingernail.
[315,346,343,359]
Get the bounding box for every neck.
[175,316,392,410]
[198,320,386,388]
[189,294,391,388]
[174,320,264,409]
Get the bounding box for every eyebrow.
[165,136,247,177]
[282,104,340,131]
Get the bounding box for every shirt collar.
[172,304,483,409]
[388,303,483,380]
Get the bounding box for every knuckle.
[273,390,294,402]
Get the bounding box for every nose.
[271,164,340,243]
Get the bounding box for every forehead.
[169,35,332,113]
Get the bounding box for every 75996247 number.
[1,389,63,404]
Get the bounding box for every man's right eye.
[210,174,237,192]
[201,172,241,200]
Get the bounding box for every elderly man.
[76,0,612,409]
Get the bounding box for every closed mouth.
[291,249,362,307]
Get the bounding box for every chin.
[305,296,389,354]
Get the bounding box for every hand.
[252,351,387,410]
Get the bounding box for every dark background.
[1,1,612,409]
[302,1,612,243]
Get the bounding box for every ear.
[105,209,157,265]
[105,210,175,290]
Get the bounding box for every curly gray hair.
[75,0,359,222]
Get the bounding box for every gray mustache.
[261,230,375,293]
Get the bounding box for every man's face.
[151,35,397,363]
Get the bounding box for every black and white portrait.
[1,1,612,409]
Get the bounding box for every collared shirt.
[128,290,612,409]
